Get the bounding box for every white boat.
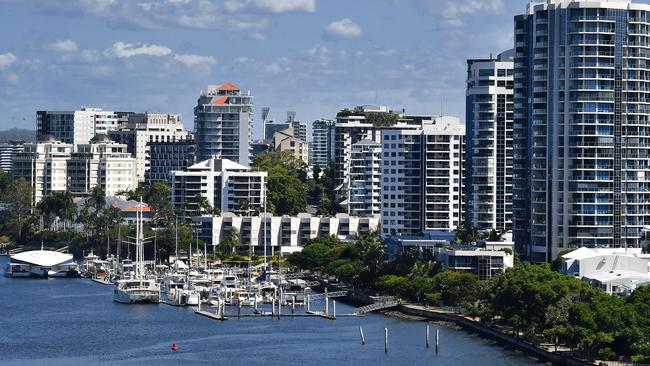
[5,250,80,278]
[113,279,160,304]
[233,290,263,307]
[113,199,160,304]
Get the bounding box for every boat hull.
[113,289,160,304]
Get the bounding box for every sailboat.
[113,199,160,304]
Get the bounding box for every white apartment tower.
[381,117,465,236]
[346,139,382,217]
[37,108,131,145]
[466,50,515,232]
[334,105,394,188]
[171,157,266,219]
[513,0,650,262]
[12,135,73,205]
[194,83,253,165]
[0,141,24,172]
[67,134,137,196]
[108,112,189,182]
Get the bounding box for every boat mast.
[175,215,179,260]
[263,175,267,271]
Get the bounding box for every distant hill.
[0,128,36,143]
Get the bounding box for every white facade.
[171,157,266,219]
[12,136,73,205]
[346,139,382,217]
[67,135,137,196]
[466,50,514,232]
[381,117,465,236]
[435,245,514,280]
[109,113,189,182]
[37,108,131,146]
[561,247,650,295]
[192,213,380,254]
[0,141,24,172]
[194,83,253,166]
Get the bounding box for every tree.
[147,182,173,225]
[252,151,308,216]
[218,227,240,254]
[454,222,478,244]
[430,271,479,307]
[86,186,106,213]
[36,191,75,231]
[4,178,33,242]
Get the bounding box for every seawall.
[399,305,593,366]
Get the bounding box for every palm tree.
[219,227,240,254]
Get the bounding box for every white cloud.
[323,18,363,40]
[48,39,78,52]
[306,44,329,62]
[250,0,316,13]
[0,53,17,70]
[264,62,282,75]
[173,53,216,66]
[225,0,315,13]
[418,0,504,27]
[105,42,172,58]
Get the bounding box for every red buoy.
[171,343,178,352]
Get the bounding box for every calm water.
[0,257,539,365]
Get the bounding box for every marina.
[0,255,539,366]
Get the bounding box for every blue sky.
[0,0,530,139]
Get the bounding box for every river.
[0,257,540,365]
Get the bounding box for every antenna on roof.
[262,107,270,141]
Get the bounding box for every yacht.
[113,200,160,304]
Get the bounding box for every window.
[479,69,494,77]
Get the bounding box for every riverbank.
[311,276,591,366]
[397,304,593,366]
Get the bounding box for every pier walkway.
[355,301,400,314]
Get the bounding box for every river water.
[0,257,540,365]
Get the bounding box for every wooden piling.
[435,328,439,354]
[384,328,388,353]
[426,324,430,348]
[359,326,365,345]
[333,300,336,319]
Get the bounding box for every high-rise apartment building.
[108,113,189,182]
[381,117,465,236]
[513,0,650,262]
[12,135,73,205]
[0,141,24,172]
[146,139,196,185]
[67,134,137,196]
[466,50,515,232]
[311,119,335,169]
[37,108,132,145]
[171,157,266,220]
[194,83,253,165]
[334,106,394,188]
[346,139,382,217]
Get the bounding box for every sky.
[0,0,532,139]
